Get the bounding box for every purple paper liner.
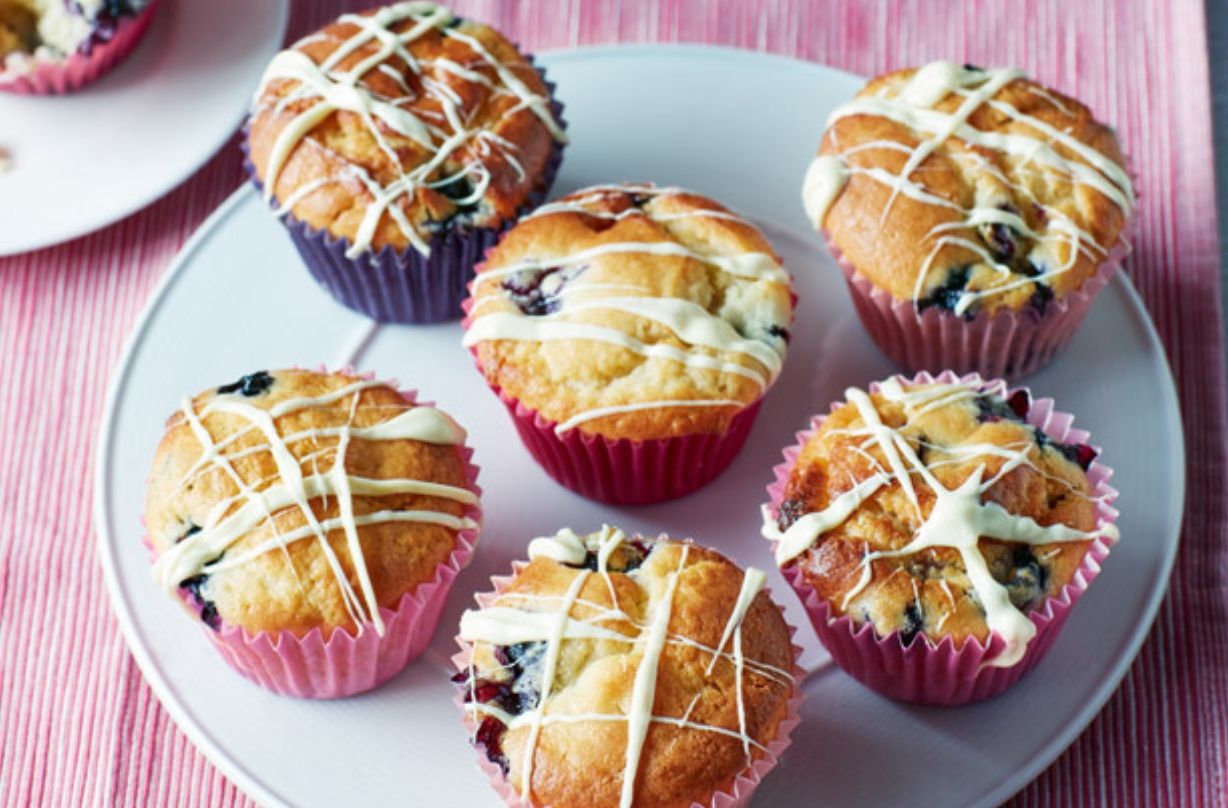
[452,547,805,808]
[0,1,160,95]
[826,227,1133,380]
[762,370,1119,705]
[243,62,566,324]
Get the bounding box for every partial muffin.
[454,525,799,808]
[144,368,481,698]
[802,61,1134,377]
[0,0,159,94]
[761,372,1118,704]
[462,182,794,503]
[245,2,567,323]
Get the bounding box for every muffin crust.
[457,527,795,808]
[145,369,478,636]
[804,62,1133,316]
[246,2,565,255]
[762,377,1115,667]
[463,183,794,440]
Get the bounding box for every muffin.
[802,61,1135,378]
[144,368,481,698]
[453,525,800,808]
[245,2,567,324]
[0,0,159,94]
[462,182,795,504]
[761,371,1118,704]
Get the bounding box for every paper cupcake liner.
[0,1,160,95]
[829,233,1133,379]
[463,339,761,505]
[452,550,804,808]
[763,369,1119,705]
[146,372,482,699]
[243,63,566,325]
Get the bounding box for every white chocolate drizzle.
[151,375,476,636]
[251,2,566,258]
[463,184,791,434]
[459,526,789,803]
[761,380,1117,667]
[801,61,1133,311]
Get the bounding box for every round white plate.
[0,0,288,256]
[96,45,1184,808]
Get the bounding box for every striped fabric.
[0,0,1223,805]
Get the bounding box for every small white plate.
[0,0,288,256]
[95,45,1184,807]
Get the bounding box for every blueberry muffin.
[245,2,566,322]
[802,62,1134,376]
[145,368,479,640]
[464,183,793,439]
[762,376,1116,668]
[0,0,156,91]
[461,183,793,503]
[455,526,797,807]
[0,0,149,66]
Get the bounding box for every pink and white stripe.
[1,1,1224,805]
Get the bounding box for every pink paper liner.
[0,1,160,95]
[486,375,761,505]
[763,369,1119,705]
[146,368,482,699]
[829,232,1133,379]
[452,547,805,808]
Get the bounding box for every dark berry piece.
[987,223,1017,262]
[450,669,470,685]
[1004,546,1048,608]
[474,716,509,774]
[777,496,806,531]
[1021,259,1045,278]
[1057,442,1098,471]
[176,523,201,544]
[502,265,586,317]
[918,265,972,316]
[217,371,274,398]
[501,642,547,713]
[899,601,924,646]
[178,574,221,631]
[424,174,481,233]
[767,324,791,343]
[1029,282,1054,315]
[444,14,463,28]
[975,391,1028,424]
[1006,389,1031,419]
[963,63,982,71]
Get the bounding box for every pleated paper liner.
[243,62,566,324]
[0,1,161,95]
[452,550,805,808]
[829,233,1133,379]
[491,377,762,505]
[762,369,1119,705]
[146,372,482,699]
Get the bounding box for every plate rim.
[93,42,1187,808]
[0,0,290,257]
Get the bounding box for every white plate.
[95,45,1184,808]
[0,0,288,256]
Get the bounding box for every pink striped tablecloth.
[2,1,1224,805]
